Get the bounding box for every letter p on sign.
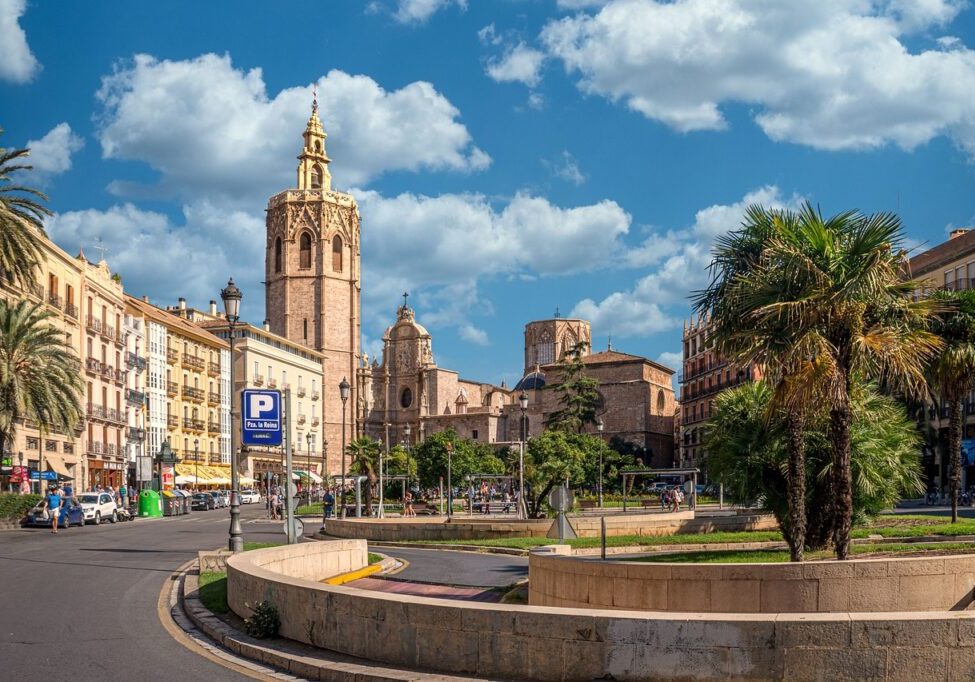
[250,394,274,416]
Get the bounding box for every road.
[375,545,528,587]
[0,503,279,681]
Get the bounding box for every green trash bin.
[139,490,162,518]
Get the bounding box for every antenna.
[92,238,108,262]
[554,305,560,319]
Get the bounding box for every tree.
[518,430,600,518]
[926,288,975,523]
[584,436,635,495]
[546,341,601,434]
[0,301,83,460]
[345,436,380,509]
[411,429,504,492]
[706,381,924,549]
[708,205,938,559]
[0,130,47,288]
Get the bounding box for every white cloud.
[541,0,975,154]
[26,123,84,177]
[458,323,489,346]
[571,185,804,339]
[95,54,489,203]
[545,150,586,185]
[657,351,682,372]
[0,0,39,83]
[557,0,610,8]
[486,42,546,87]
[393,0,466,24]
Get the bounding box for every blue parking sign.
[241,389,283,446]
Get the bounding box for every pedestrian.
[502,491,512,514]
[323,489,334,519]
[118,483,127,507]
[269,489,280,520]
[63,481,73,498]
[46,486,63,534]
[404,491,416,517]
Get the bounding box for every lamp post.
[596,418,604,508]
[518,391,528,519]
[339,377,350,519]
[221,278,243,553]
[377,437,385,518]
[306,432,313,508]
[404,422,412,492]
[445,441,454,519]
[194,438,199,491]
[320,438,328,531]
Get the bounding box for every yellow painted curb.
[325,563,382,585]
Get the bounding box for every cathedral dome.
[514,369,546,391]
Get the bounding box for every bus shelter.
[619,468,701,512]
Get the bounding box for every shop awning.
[294,469,323,483]
[45,454,73,480]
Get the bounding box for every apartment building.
[123,307,147,486]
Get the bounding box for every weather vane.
[92,238,108,262]
[312,84,318,113]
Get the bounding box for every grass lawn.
[243,541,282,551]
[627,541,975,563]
[198,571,228,613]
[368,552,383,565]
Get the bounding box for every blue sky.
[3,0,975,388]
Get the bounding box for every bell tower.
[265,92,361,474]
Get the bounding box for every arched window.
[311,165,323,189]
[303,318,308,340]
[656,389,665,413]
[314,140,322,154]
[332,235,343,272]
[400,387,413,409]
[300,233,312,269]
[274,237,282,273]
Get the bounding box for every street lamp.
[596,418,604,508]
[194,438,199,491]
[306,432,313,507]
[445,441,454,519]
[377,437,385,518]
[320,438,328,531]
[518,391,528,519]
[404,422,412,492]
[221,277,243,553]
[339,377,350,519]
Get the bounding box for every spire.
[296,85,331,191]
[312,84,318,114]
[608,335,612,351]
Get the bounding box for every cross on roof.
[402,291,409,308]
[92,239,108,262]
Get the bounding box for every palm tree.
[926,288,975,523]
[0,300,83,461]
[346,436,381,512]
[732,203,938,559]
[0,130,47,288]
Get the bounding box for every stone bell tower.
[265,92,361,474]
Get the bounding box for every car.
[77,491,119,525]
[191,493,215,511]
[240,490,261,504]
[26,498,85,528]
[208,491,228,508]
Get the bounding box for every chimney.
[950,228,969,240]
[263,319,270,332]
[178,297,186,311]
[209,300,217,316]
[142,295,149,303]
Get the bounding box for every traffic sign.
[283,517,304,539]
[548,485,574,512]
[241,389,283,446]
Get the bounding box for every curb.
[324,563,382,585]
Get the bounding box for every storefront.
[87,458,124,490]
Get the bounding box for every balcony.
[110,367,126,385]
[311,417,320,427]
[86,404,125,425]
[86,316,102,335]
[182,417,205,432]
[166,380,179,397]
[166,347,179,364]
[127,427,146,441]
[182,354,205,371]
[208,420,220,433]
[85,357,101,374]
[296,386,306,397]
[207,361,220,376]
[125,351,147,372]
[310,390,320,401]
[65,302,79,319]
[87,441,106,456]
[182,385,205,402]
[100,324,115,342]
[267,378,278,389]
[208,391,221,404]
[107,443,117,456]
[166,414,178,428]
[47,292,63,310]
[297,414,306,425]
[253,375,264,386]
[125,388,145,406]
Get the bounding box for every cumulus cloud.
[540,0,975,154]
[458,323,489,346]
[657,351,682,372]
[0,0,39,83]
[545,150,586,185]
[95,54,489,203]
[393,0,466,24]
[486,42,546,87]
[571,185,804,339]
[26,123,84,177]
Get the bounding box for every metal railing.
[166,380,179,396]
[182,417,205,431]
[182,354,205,371]
[182,385,205,401]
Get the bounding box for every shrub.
[244,600,280,639]
[0,493,42,520]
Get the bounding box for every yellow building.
[124,296,229,485]
[0,236,85,490]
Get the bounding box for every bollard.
[600,515,607,560]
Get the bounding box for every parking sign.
[241,389,283,446]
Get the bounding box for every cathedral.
[265,100,677,472]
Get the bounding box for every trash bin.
[176,489,192,514]
[138,490,163,518]
[161,490,181,516]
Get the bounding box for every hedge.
[0,493,42,520]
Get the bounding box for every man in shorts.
[46,486,63,534]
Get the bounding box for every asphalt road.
[0,503,280,681]
[377,545,528,587]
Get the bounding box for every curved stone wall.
[529,551,975,613]
[226,541,975,681]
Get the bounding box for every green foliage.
[197,572,228,614]
[705,381,924,550]
[0,492,42,520]
[519,430,605,517]
[545,342,601,434]
[628,542,975,564]
[346,435,380,507]
[244,600,280,639]
[0,130,47,288]
[412,428,504,490]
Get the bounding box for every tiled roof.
[124,295,228,349]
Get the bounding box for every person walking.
[404,491,416,518]
[46,486,63,534]
[269,489,280,520]
[323,489,334,519]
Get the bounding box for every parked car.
[77,492,119,524]
[208,491,228,508]
[26,498,85,528]
[240,489,261,504]
[191,493,215,511]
